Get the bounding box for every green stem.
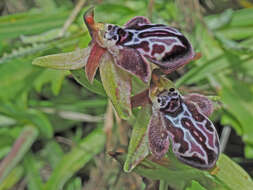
[159,180,170,190]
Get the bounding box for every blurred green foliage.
[0,0,253,189]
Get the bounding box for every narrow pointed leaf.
[118,152,253,190]
[23,154,43,190]
[32,47,90,70]
[0,126,38,183]
[44,128,105,190]
[71,69,106,97]
[214,154,253,190]
[124,105,151,172]
[218,75,253,144]
[100,53,132,119]
[0,166,24,190]
[186,181,207,190]
[0,102,53,139]
[113,152,223,190]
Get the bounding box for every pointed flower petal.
[183,93,214,117]
[85,43,106,83]
[100,53,132,119]
[124,105,151,172]
[113,48,151,83]
[32,48,90,70]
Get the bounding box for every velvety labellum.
[84,8,195,83]
[148,88,220,169]
[102,16,195,74]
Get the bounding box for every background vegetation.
[0,0,253,189]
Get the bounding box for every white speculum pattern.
[103,24,186,61]
[156,90,219,168]
[165,103,218,166]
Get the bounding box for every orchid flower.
[147,75,220,170]
[83,7,196,83]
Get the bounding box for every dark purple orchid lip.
[148,88,220,170]
[84,9,196,83]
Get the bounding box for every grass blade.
[0,126,38,183]
[44,127,105,190]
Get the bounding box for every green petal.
[32,47,90,70]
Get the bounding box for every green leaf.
[215,33,253,55]
[214,154,253,190]
[0,59,42,100]
[206,9,233,30]
[221,113,242,135]
[100,53,132,119]
[0,126,38,183]
[65,177,82,190]
[0,115,16,127]
[21,28,62,44]
[245,145,253,159]
[23,153,43,190]
[0,147,11,160]
[32,48,90,70]
[40,140,64,169]
[71,69,106,97]
[159,180,170,190]
[114,151,223,190]
[34,69,69,95]
[206,8,253,30]
[95,3,136,24]
[34,0,57,11]
[0,9,70,40]
[25,109,54,138]
[176,24,225,86]
[218,75,253,145]
[0,166,24,190]
[119,153,253,190]
[124,105,152,172]
[225,8,253,28]
[217,27,253,40]
[44,127,105,190]
[0,44,47,64]
[186,181,207,190]
[0,103,53,138]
